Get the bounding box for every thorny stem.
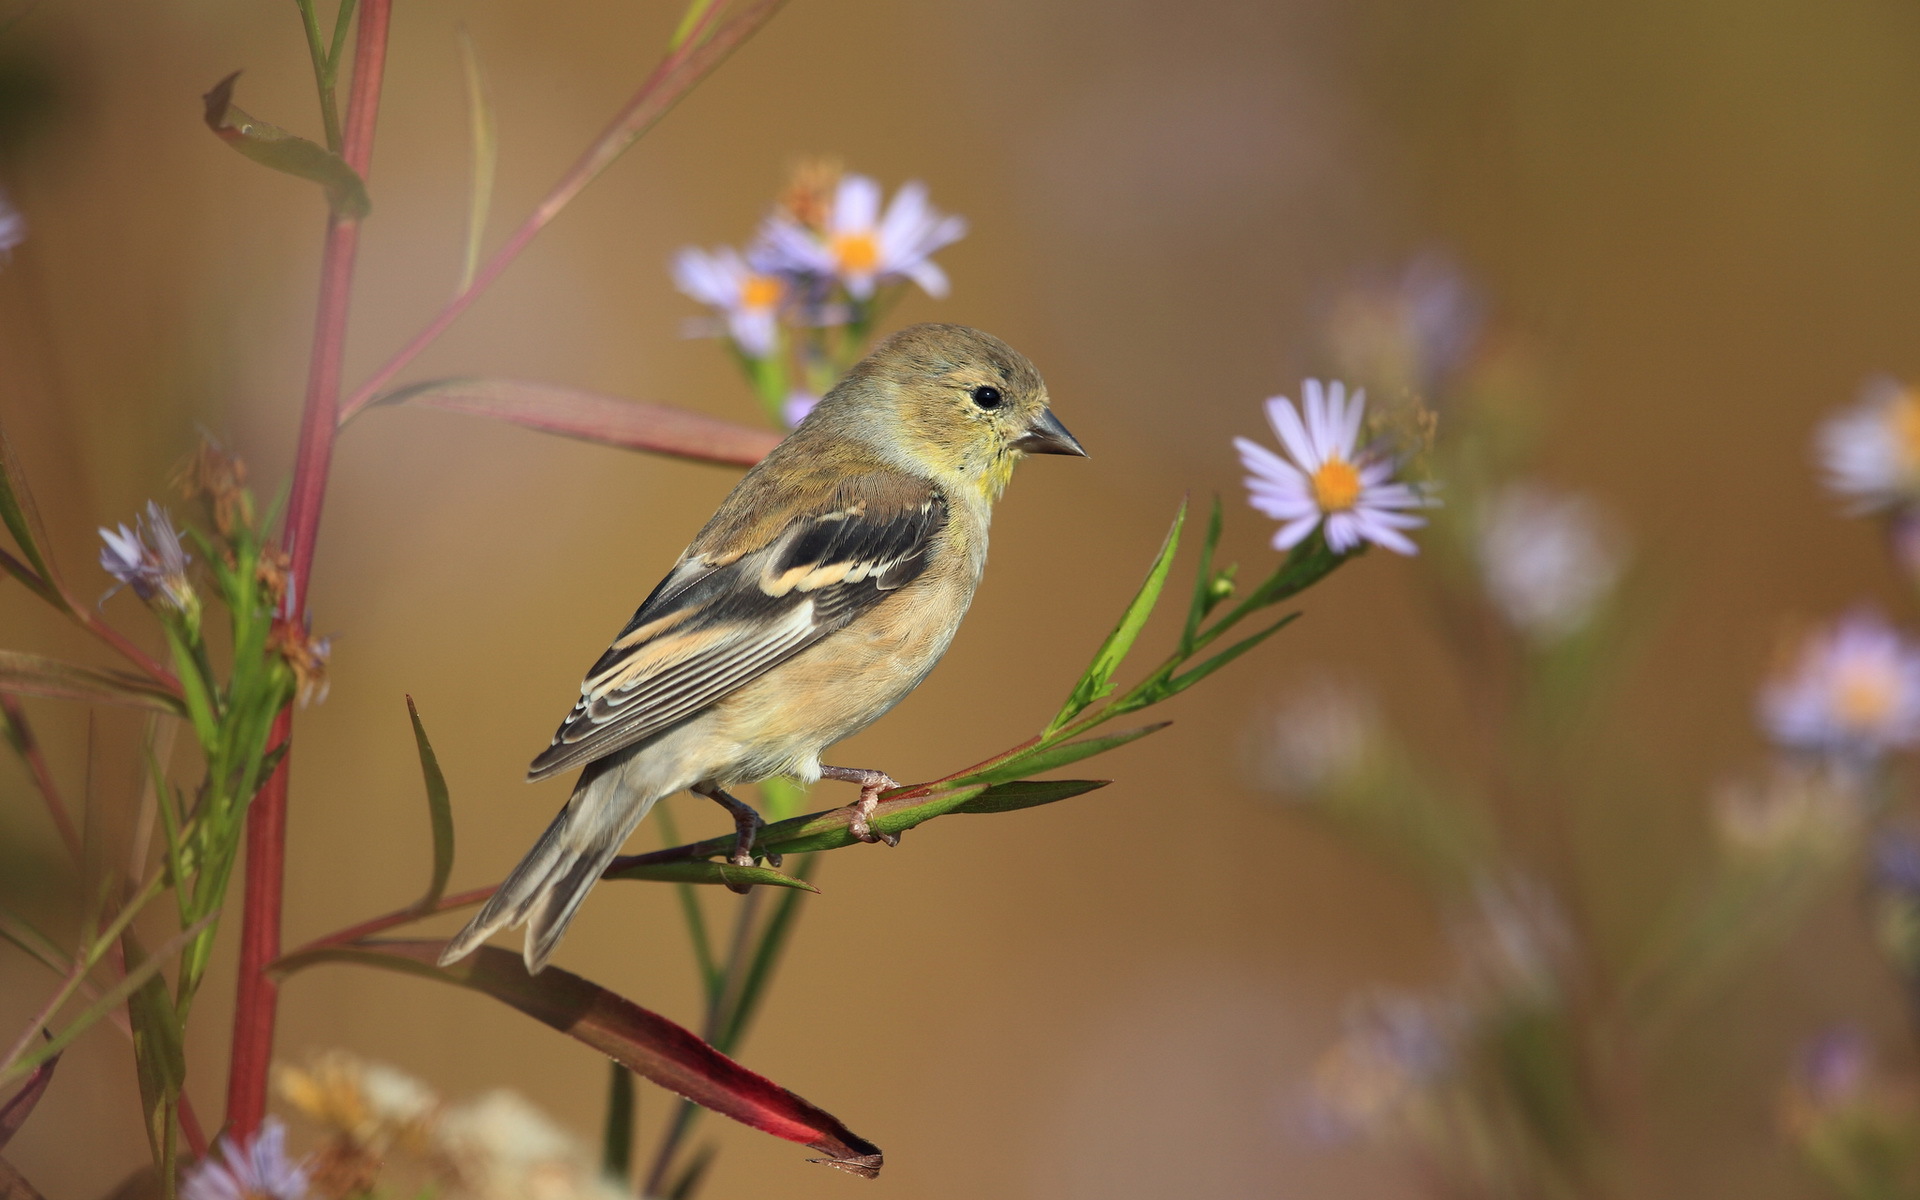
[333,0,789,426]
[225,0,391,1140]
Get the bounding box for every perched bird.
[440,323,1086,973]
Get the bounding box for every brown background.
[5,1,1920,1196]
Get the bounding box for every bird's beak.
[1013,409,1088,457]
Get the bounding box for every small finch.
[441,324,1086,972]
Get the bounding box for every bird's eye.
[970,385,1004,410]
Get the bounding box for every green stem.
[602,1061,636,1182]
[294,0,344,151]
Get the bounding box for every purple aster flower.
[1760,611,1920,760]
[97,501,194,611]
[754,174,966,301]
[1476,484,1625,642]
[670,245,784,358]
[181,1118,311,1200]
[1234,379,1431,555]
[1817,376,1920,513]
[781,388,820,430]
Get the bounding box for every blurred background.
[6,1,1920,1196]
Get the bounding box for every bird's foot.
[694,783,776,893]
[819,765,902,846]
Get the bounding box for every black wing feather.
[526,482,947,781]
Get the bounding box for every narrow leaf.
[950,778,1111,815]
[121,937,186,1171]
[0,422,63,608]
[0,547,65,612]
[373,379,780,466]
[1167,614,1298,695]
[1181,496,1227,649]
[665,1144,717,1200]
[406,697,456,912]
[958,723,1170,788]
[272,941,884,1176]
[0,1043,55,1151]
[454,28,496,293]
[201,72,371,218]
[602,860,817,892]
[0,651,185,716]
[1047,504,1185,733]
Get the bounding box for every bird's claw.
[845,786,901,847]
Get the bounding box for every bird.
[438,323,1086,973]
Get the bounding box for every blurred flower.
[98,501,196,614]
[1326,254,1483,400]
[782,388,821,429]
[1246,679,1382,796]
[1760,612,1920,761]
[0,190,24,258]
[671,245,784,358]
[175,435,253,539]
[436,1090,627,1200]
[774,157,843,233]
[278,1052,438,1156]
[756,173,966,301]
[270,620,332,707]
[1872,830,1920,977]
[1235,379,1432,555]
[1891,508,1920,582]
[1307,993,1454,1140]
[1475,484,1625,643]
[1712,762,1864,858]
[1818,377,1920,512]
[182,1118,311,1200]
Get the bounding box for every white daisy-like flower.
[1476,483,1625,643]
[1817,376,1920,512]
[670,245,784,358]
[1760,611,1920,760]
[181,1118,312,1200]
[1234,379,1430,555]
[755,174,966,301]
[781,388,820,429]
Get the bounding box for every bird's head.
[823,323,1086,501]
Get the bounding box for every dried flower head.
[181,1118,312,1200]
[1326,254,1483,401]
[776,157,843,233]
[98,501,197,615]
[1307,993,1454,1141]
[1712,762,1864,858]
[175,436,253,538]
[278,1052,439,1154]
[1235,380,1434,555]
[269,619,332,707]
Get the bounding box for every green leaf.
[454,28,496,294]
[406,697,456,912]
[602,859,817,892]
[121,935,185,1173]
[949,778,1111,815]
[0,421,65,612]
[272,941,885,1177]
[1047,504,1185,734]
[715,856,818,1054]
[957,723,1170,788]
[0,651,185,716]
[201,72,371,219]
[371,379,781,466]
[1180,497,1227,650]
[1165,614,1298,695]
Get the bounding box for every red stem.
[224,0,391,1138]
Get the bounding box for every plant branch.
[334,0,790,427]
[0,694,79,863]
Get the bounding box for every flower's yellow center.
[1890,392,1920,469]
[1311,458,1362,512]
[740,273,781,311]
[831,230,880,275]
[1835,661,1898,729]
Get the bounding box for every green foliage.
[406,697,456,913]
[201,71,371,219]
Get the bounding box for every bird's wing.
[526,474,948,780]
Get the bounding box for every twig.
[0,694,79,863]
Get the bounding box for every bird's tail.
[438,758,663,974]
